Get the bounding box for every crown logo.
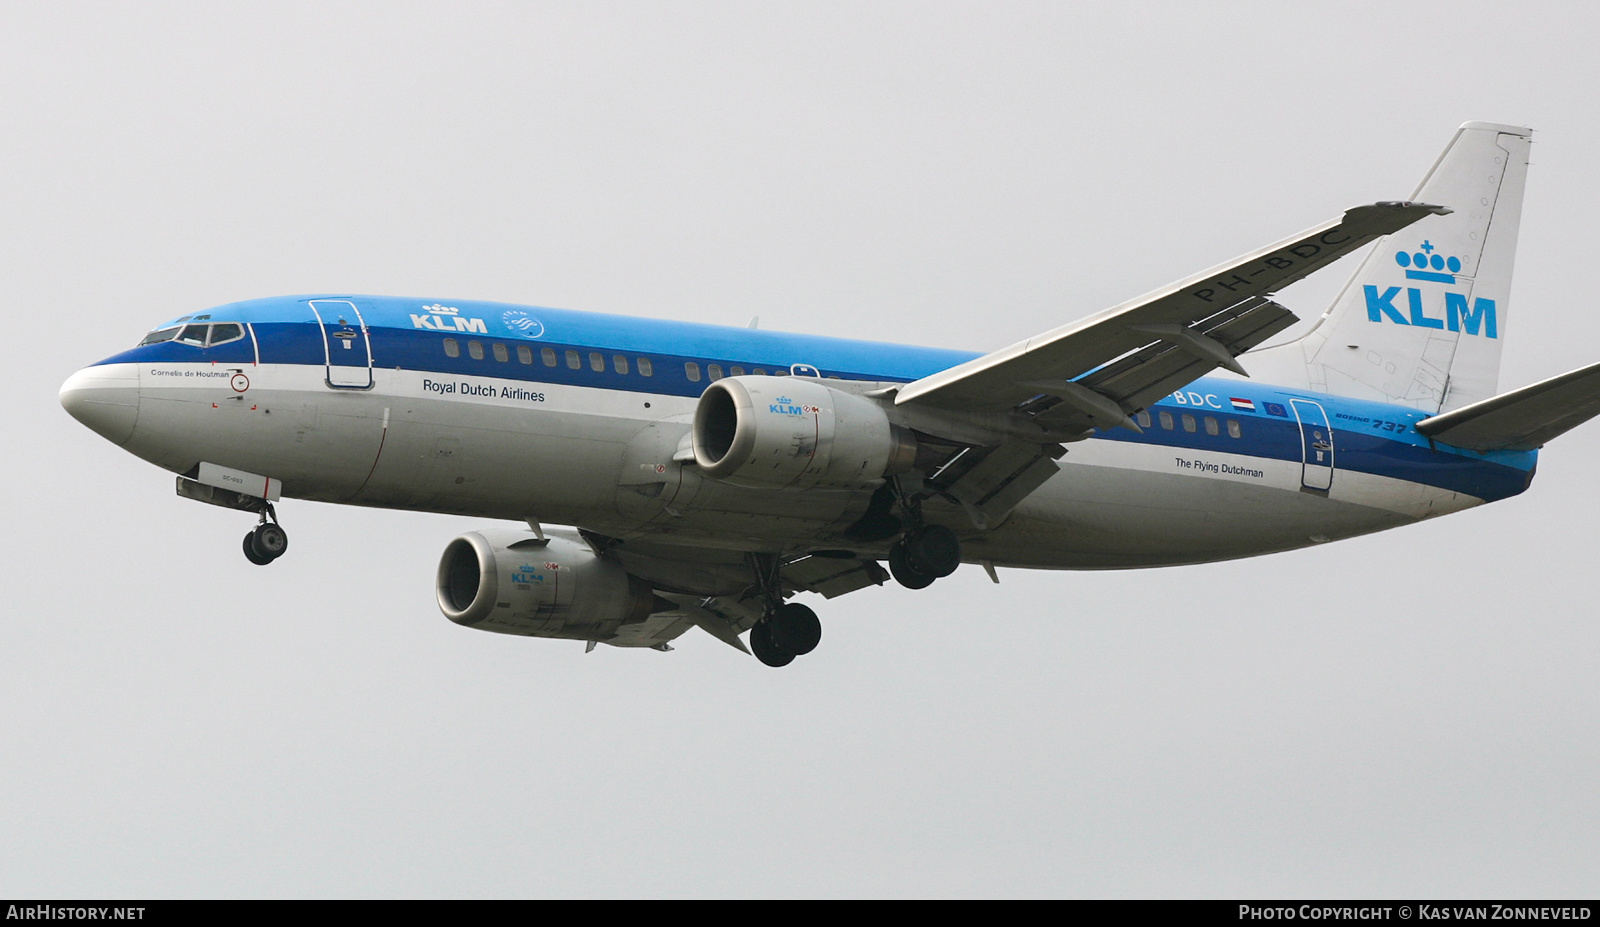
[421,303,459,315]
[1394,241,1463,284]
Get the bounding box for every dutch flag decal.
[1230,397,1255,412]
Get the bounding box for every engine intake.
[437,529,657,640]
[692,376,915,489]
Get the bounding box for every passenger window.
[730,366,745,376]
[1158,411,1173,430]
[178,324,209,346]
[444,338,460,358]
[589,352,605,372]
[208,323,244,346]
[1135,411,1151,429]
[708,364,724,381]
[493,343,509,363]
[1181,413,1196,433]
[517,345,533,365]
[685,362,701,382]
[468,341,484,360]
[542,347,557,367]
[1227,420,1242,439]
[637,357,653,377]
[1204,416,1219,436]
[566,350,581,370]
[613,355,629,375]
[753,368,766,376]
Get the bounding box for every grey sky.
[4,1,1597,897]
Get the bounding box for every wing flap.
[654,592,760,653]
[895,202,1448,414]
[932,439,1066,524]
[781,554,888,598]
[581,532,893,649]
[1416,360,1600,451]
[1033,296,1298,433]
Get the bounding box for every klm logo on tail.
[1365,242,1497,338]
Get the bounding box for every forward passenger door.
[309,299,373,389]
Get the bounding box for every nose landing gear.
[242,505,289,565]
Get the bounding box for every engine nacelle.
[437,529,657,640]
[692,376,915,490]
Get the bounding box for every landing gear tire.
[750,621,795,668]
[769,602,822,656]
[888,543,935,589]
[245,522,289,564]
[243,531,273,565]
[905,525,961,578]
[889,525,961,588]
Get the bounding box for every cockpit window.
[208,323,244,346]
[138,327,181,346]
[140,322,246,348]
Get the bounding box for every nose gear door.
[309,299,373,389]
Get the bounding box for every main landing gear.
[242,505,289,565]
[884,478,963,590]
[745,520,961,666]
[887,524,961,589]
[746,553,824,668]
[750,602,822,668]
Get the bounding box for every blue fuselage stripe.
[97,295,1539,504]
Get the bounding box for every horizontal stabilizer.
[1416,360,1600,451]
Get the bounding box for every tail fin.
[1250,122,1531,414]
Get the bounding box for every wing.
[881,202,1448,524]
[894,202,1449,434]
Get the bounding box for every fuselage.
[60,294,1538,569]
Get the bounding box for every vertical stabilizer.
[1249,122,1530,414]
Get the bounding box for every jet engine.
[692,376,916,490]
[436,528,658,640]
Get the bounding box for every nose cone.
[60,363,140,445]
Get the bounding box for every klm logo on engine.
[1365,241,1497,338]
[768,396,817,416]
[410,303,489,334]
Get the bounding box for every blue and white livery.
[60,122,1600,667]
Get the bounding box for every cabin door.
[1289,399,1335,493]
[309,299,373,389]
